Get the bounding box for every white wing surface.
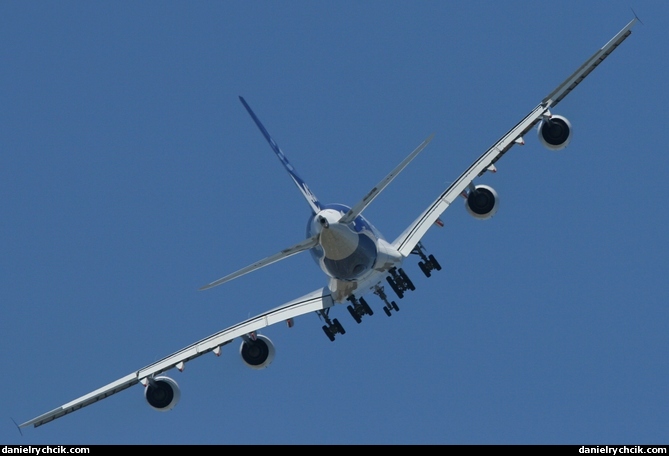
[19,18,638,431]
[393,18,638,257]
[20,287,334,428]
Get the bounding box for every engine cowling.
[240,334,275,369]
[465,184,499,220]
[537,114,572,151]
[144,376,181,412]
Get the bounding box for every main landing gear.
[412,242,442,278]
[318,243,441,339]
[374,285,399,317]
[346,295,373,324]
[318,309,345,342]
[386,267,415,299]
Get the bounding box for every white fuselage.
[306,204,403,302]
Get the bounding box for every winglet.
[239,97,322,214]
[11,417,23,436]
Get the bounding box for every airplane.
[19,18,638,429]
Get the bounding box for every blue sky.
[1,1,667,445]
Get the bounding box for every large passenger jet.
[19,18,638,429]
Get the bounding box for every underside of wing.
[20,287,334,428]
[392,18,638,257]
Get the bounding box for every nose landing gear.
[373,285,399,317]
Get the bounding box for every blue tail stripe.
[239,97,322,213]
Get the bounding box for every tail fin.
[239,97,322,214]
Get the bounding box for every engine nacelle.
[144,376,181,412]
[537,114,572,151]
[240,334,276,370]
[465,184,499,220]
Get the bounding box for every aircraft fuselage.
[307,203,403,301]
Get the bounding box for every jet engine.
[537,114,572,151]
[240,334,275,369]
[465,184,499,220]
[144,376,181,412]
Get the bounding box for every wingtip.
[630,8,644,26]
[11,417,24,436]
[199,280,224,291]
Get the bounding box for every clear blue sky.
[1,1,667,444]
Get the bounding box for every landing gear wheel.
[391,301,399,311]
[419,261,431,278]
[333,318,345,335]
[428,254,442,271]
[399,268,415,291]
[360,298,373,316]
[383,306,392,317]
[322,325,335,342]
[386,276,404,299]
[347,305,362,324]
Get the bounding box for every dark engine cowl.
[465,184,499,220]
[537,114,572,151]
[144,376,181,412]
[240,334,276,370]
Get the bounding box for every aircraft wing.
[19,287,334,428]
[392,18,638,257]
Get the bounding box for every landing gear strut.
[317,309,345,342]
[346,295,373,324]
[386,267,415,299]
[374,285,399,317]
[412,242,442,278]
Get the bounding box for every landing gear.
[346,295,373,324]
[374,285,399,317]
[386,267,415,299]
[317,309,346,342]
[412,242,441,278]
[347,305,361,324]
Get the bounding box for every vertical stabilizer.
[239,97,322,214]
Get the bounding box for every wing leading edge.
[20,287,334,428]
[20,18,638,430]
[392,18,638,257]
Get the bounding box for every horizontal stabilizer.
[199,235,320,291]
[339,134,435,224]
